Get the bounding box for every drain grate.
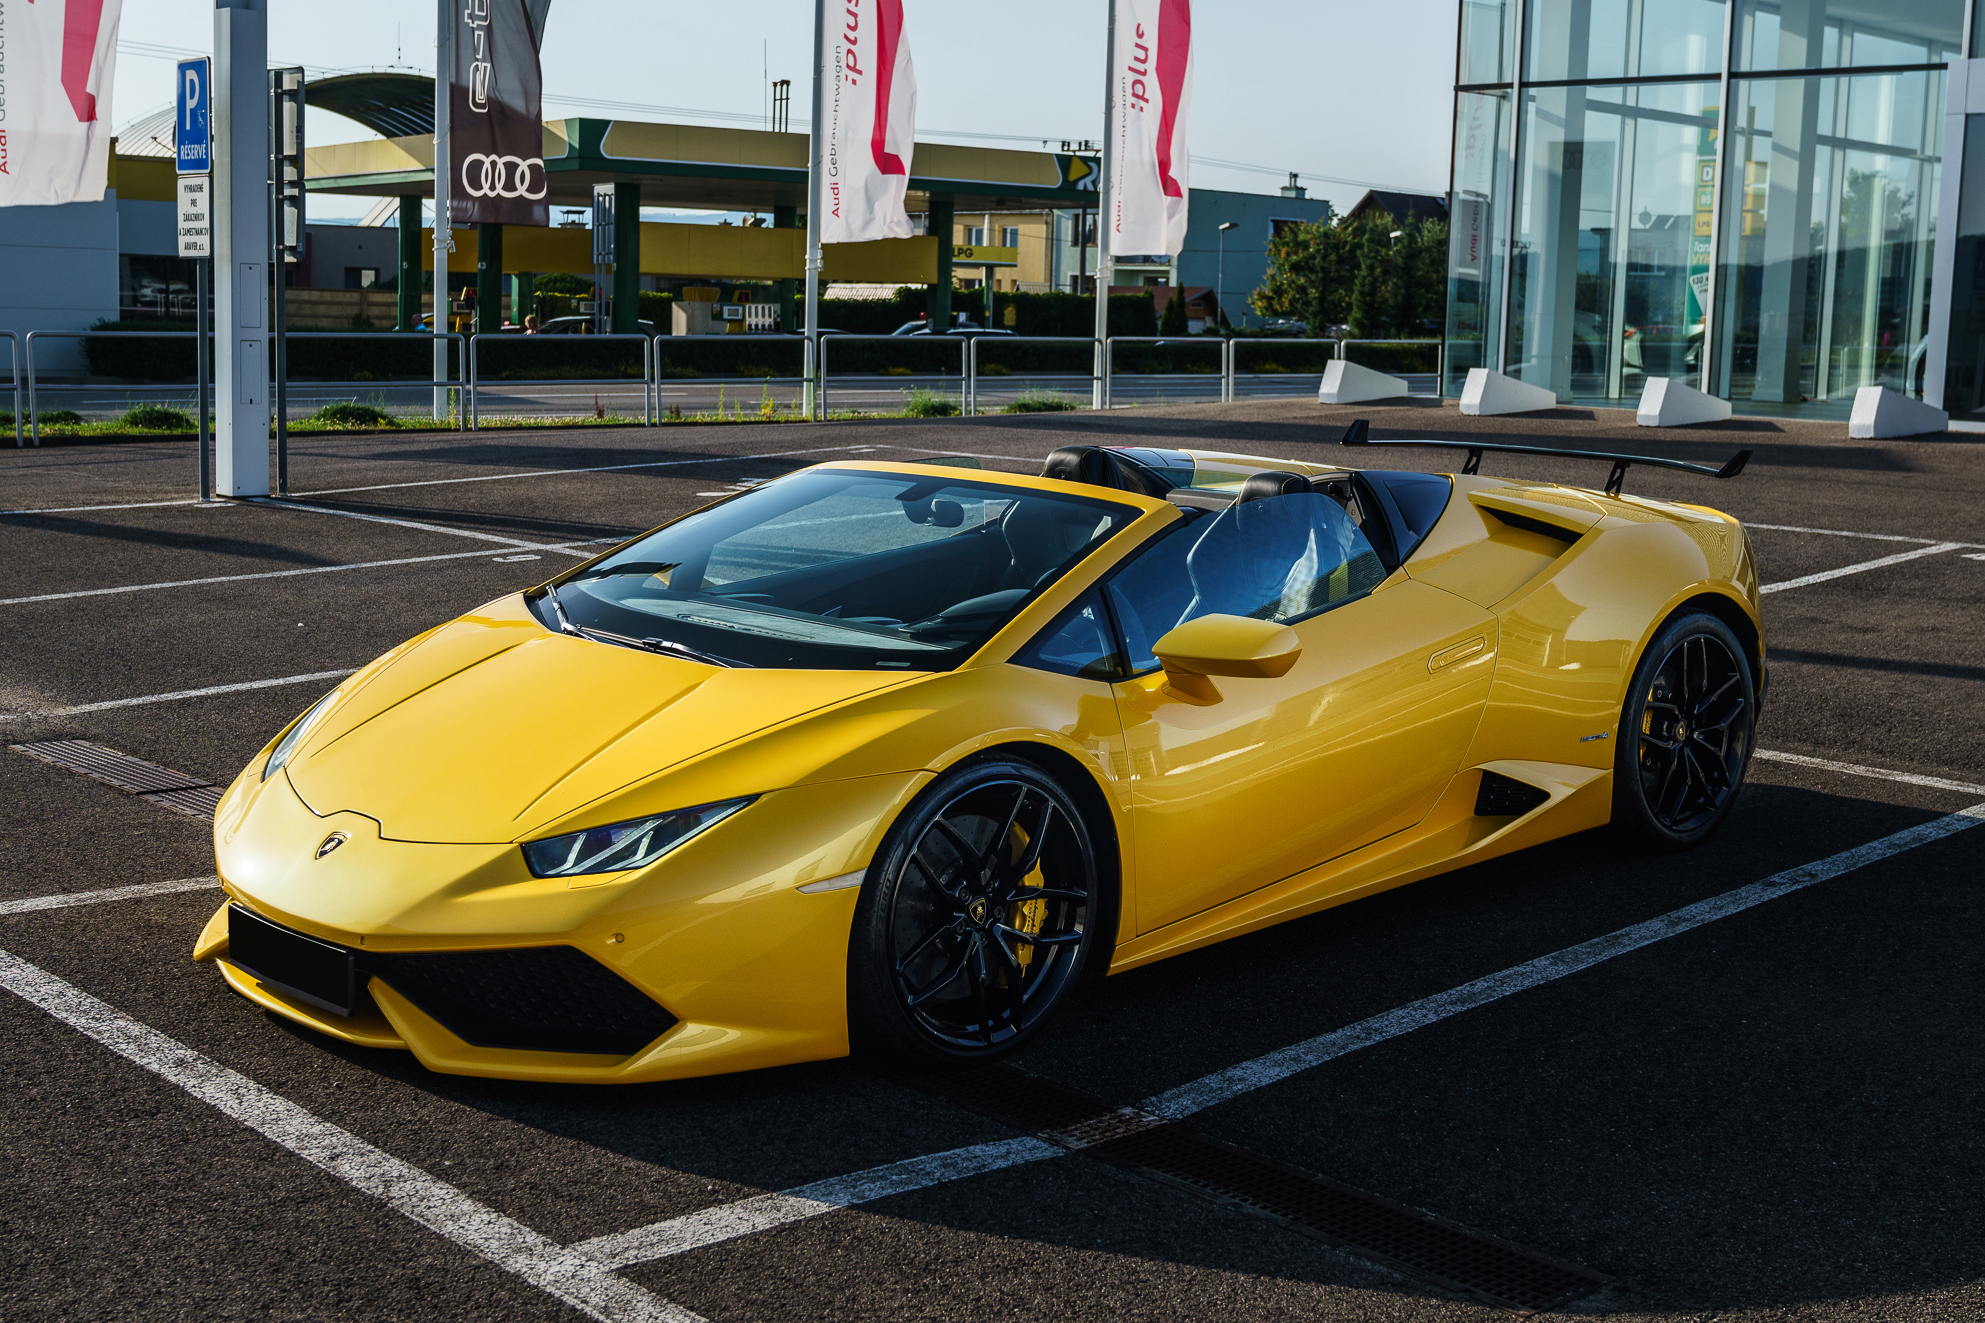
[888,1061,1609,1315]
[12,740,222,820]
[143,785,227,819]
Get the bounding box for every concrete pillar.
[476,224,504,336]
[773,205,798,332]
[612,182,641,334]
[213,0,271,497]
[926,195,954,329]
[515,272,536,328]
[397,195,423,331]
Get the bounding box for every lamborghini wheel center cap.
[1675,721,1690,742]
[966,896,991,927]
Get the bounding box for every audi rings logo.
[461,154,547,200]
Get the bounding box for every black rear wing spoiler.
[1337,418,1750,496]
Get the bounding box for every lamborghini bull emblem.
[967,896,991,926]
[315,832,349,860]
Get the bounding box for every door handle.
[1428,636,1488,673]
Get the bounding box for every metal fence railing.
[9,324,1456,462]
[1338,338,1444,390]
[3,332,21,448]
[1098,336,1229,410]
[817,333,969,420]
[21,328,469,451]
[966,336,1098,415]
[469,332,653,430]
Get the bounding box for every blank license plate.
[226,904,355,1016]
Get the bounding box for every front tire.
[848,759,1096,1064]
[1612,612,1756,849]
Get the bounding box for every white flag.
[816,0,917,243]
[0,0,122,207]
[1108,0,1192,258]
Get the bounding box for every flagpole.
[433,0,453,420]
[1092,0,1117,411]
[804,0,827,421]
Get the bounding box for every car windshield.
[538,469,1140,670]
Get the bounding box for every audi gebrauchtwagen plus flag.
[816,0,917,243]
[1108,0,1192,258]
[449,0,553,226]
[0,0,122,207]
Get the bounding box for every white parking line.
[1751,749,1985,798]
[1143,801,1985,1119]
[0,444,866,517]
[0,543,604,608]
[7,750,1980,1283]
[0,876,218,915]
[0,951,705,1323]
[250,498,599,557]
[1759,542,1964,594]
[573,1137,1063,1269]
[0,670,357,722]
[1748,522,1983,547]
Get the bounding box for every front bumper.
[199,764,927,1082]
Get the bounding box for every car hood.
[284,597,910,844]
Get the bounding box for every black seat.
[1040,445,1173,497]
[1235,471,1315,503]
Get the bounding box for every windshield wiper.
[543,584,582,636]
[632,636,749,668]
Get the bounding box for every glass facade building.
[1444,0,1967,416]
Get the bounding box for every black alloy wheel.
[849,760,1096,1063]
[1613,612,1755,848]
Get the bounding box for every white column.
[433,0,453,419]
[1092,2,1117,410]
[212,0,270,497]
[804,0,826,420]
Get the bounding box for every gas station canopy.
[305,73,1099,215]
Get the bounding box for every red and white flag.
[0,0,122,207]
[816,0,917,243]
[1108,0,1192,257]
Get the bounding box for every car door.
[1106,492,1497,935]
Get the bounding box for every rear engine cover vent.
[1476,770,1551,818]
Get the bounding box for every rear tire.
[1612,612,1755,850]
[848,759,1096,1065]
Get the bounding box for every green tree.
[1159,285,1187,334]
[1347,224,1399,338]
[1250,205,1357,333]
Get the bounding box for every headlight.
[263,690,340,782]
[521,798,754,878]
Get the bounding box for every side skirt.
[1106,761,1613,973]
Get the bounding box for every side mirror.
[1150,614,1301,705]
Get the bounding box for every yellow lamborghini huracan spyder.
[195,428,1763,1082]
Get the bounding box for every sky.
[113,0,1460,224]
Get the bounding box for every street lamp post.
[1217,221,1237,332]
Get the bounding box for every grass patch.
[979,363,1011,376]
[1002,389,1080,414]
[878,365,914,377]
[901,387,961,418]
[311,401,399,429]
[118,403,196,431]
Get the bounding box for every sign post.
[213,0,271,498]
[175,59,215,503]
[270,68,305,496]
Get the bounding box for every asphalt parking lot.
[2,396,1982,1321]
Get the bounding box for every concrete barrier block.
[1848,386,1948,438]
[1636,376,1732,427]
[1459,368,1558,416]
[1318,359,1410,405]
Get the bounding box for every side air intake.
[1475,770,1551,818]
